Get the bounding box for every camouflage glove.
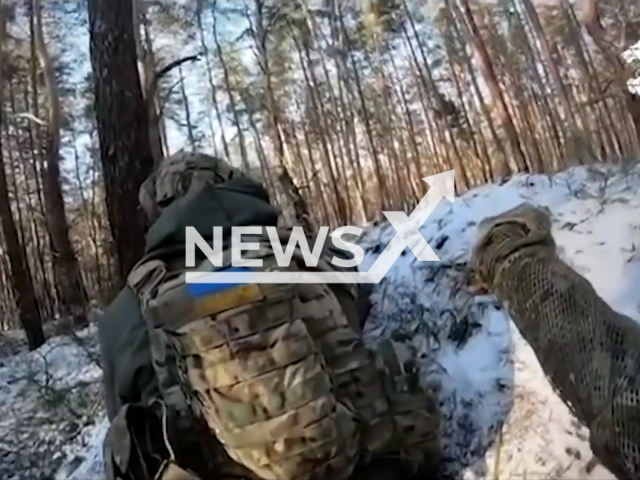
[104,401,201,480]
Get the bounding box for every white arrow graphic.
[361,169,455,283]
[186,170,455,284]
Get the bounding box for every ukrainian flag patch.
[187,266,262,317]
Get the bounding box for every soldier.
[98,152,442,480]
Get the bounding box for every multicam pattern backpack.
[127,227,442,480]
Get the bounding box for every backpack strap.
[127,257,167,305]
[126,256,191,416]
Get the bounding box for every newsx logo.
[185,170,455,284]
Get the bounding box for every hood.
[144,176,280,254]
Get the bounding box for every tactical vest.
[126,227,442,480]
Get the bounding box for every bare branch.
[146,54,201,101]
[156,79,184,119]
[9,112,48,126]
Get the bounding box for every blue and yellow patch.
[187,266,263,317]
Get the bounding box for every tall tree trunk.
[503,0,561,170]
[581,0,640,147]
[212,1,249,171]
[178,63,197,150]
[521,0,578,132]
[441,28,490,184]
[457,0,529,173]
[312,7,366,218]
[26,0,56,317]
[292,93,332,225]
[71,126,103,295]
[33,0,88,328]
[87,0,155,284]
[329,3,368,219]
[560,1,621,157]
[404,1,471,189]
[251,1,282,161]
[195,0,227,159]
[287,18,347,225]
[402,23,456,183]
[337,9,389,210]
[0,5,45,349]
[20,79,54,319]
[133,0,165,165]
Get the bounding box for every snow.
[0,326,106,480]
[360,162,640,479]
[2,161,640,479]
[622,38,640,95]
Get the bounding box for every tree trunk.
[33,0,88,328]
[521,0,577,131]
[87,0,155,284]
[251,1,282,160]
[287,18,347,225]
[20,76,54,319]
[387,49,424,187]
[337,9,389,210]
[212,1,249,171]
[0,5,45,349]
[195,0,227,160]
[404,1,471,189]
[329,3,368,219]
[133,0,165,165]
[457,0,529,173]
[292,93,331,225]
[581,0,640,146]
[441,28,490,184]
[178,64,197,150]
[277,165,316,234]
[71,126,103,296]
[561,1,621,157]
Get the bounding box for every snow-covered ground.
[0,326,107,480]
[2,161,640,479]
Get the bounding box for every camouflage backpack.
[127,227,442,480]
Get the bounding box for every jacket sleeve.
[98,286,160,421]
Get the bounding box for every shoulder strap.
[126,255,190,416]
[127,256,168,305]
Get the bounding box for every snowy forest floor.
[3,161,640,480]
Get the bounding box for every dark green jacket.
[98,177,372,420]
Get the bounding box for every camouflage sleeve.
[470,204,640,480]
[98,286,160,421]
